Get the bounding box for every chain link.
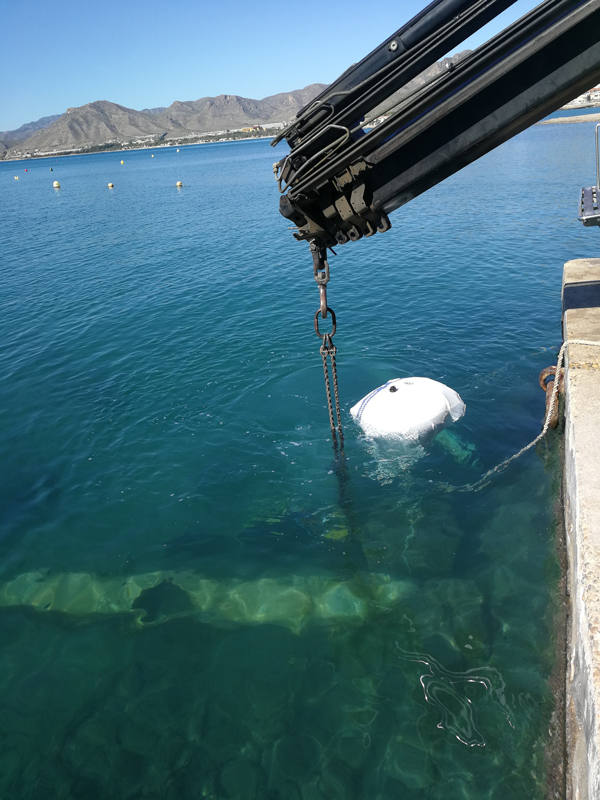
[319,333,343,448]
[311,241,330,319]
[320,334,337,442]
[310,242,344,448]
[329,344,344,447]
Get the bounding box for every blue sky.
[1,0,538,132]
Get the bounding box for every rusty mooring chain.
[311,242,343,449]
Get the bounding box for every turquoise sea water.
[1,122,598,798]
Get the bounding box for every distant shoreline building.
[564,87,600,106]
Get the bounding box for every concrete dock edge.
[562,258,600,799]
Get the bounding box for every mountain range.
[0,54,471,160]
[0,85,326,159]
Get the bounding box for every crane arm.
[274,0,600,249]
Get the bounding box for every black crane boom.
[274,0,600,248]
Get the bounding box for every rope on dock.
[461,338,600,492]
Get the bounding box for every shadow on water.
[157,427,481,588]
[162,510,369,580]
[0,438,561,799]
[0,133,572,798]
[0,436,562,797]
[0,465,62,548]
[0,551,556,800]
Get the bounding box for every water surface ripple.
[1,125,592,797]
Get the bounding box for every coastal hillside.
[151,85,327,133]
[0,113,61,149]
[14,101,168,155]
[1,85,327,159]
[0,53,473,160]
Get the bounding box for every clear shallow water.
[0,126,596,798]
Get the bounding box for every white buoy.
[52,180,60,189]
[120,159,124,165]
[350,377,465,440]
[107,182,114,188]
[176,181,183,187]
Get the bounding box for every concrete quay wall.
[562,258,600,799]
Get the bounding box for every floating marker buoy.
[176,148,180,152]
[351,377,465,440]
[14,176,19,181]
[107,182,114,188]
[52,180,61,189]
[176,181,183,187]
[151,154,155,158]
[120,160,124,165]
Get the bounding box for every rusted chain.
[311,242,343,449]
[318,331,343,449]
[320,334,337,442]
[329,346,344,448]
